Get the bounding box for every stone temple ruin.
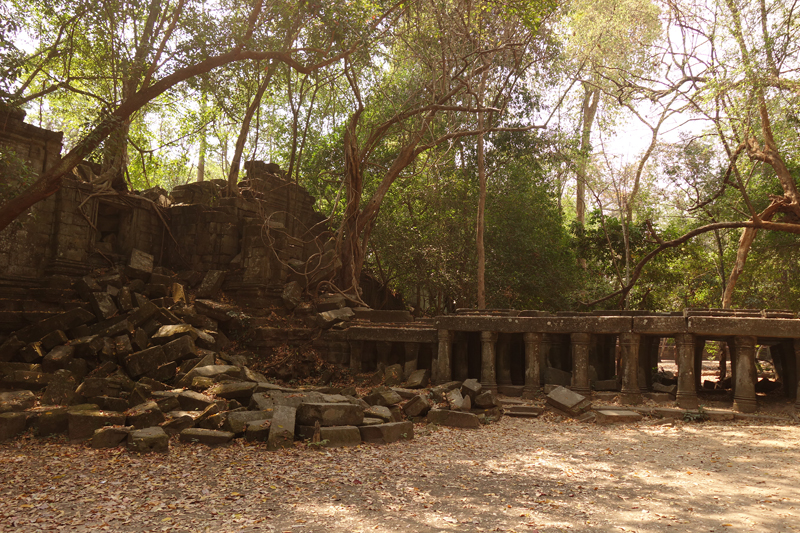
[1,109,798,451]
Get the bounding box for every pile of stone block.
[0,252,504,452]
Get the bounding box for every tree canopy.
[3,0,800,313]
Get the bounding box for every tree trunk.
[576,83,599,226]
[476,76,487,309]
[227,67,273,196]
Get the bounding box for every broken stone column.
[403,342,419,378]
[349,341,363,374]
[675,333,698,409]
[434,329,453,384]
[733,335,758,413]
[480,331,498,393]
[376,341,392,373]
[522,332,542,399]
[570,332,591,395]
[619,332,642,405]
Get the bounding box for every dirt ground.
[1,410,799,533]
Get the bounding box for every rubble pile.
[0,250,504,452]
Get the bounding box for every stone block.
[595,410,643,425]
[91,426,131,448]
[16,308,95,343]
[179,427,234,446]
[317,294,346,312]
[282,281,302,310]
[68,410,126,441]
[197,270,226,299]
[127,249,154,280]
[19,342,45,363]
[0,336,25,362]
[426,409,481,429]
[297,403,364,427]
[430,382,462,402]
[161,413,196,435]
[128,426,169,453]
[4,370,55,390]
[178,390,215,411]
[34,408,69,436]
[43,344,76,374]
[209,381,256,401]
[222,410,273,435]
[461,379,482,400]
[474,391,499,409]
[384,364,404,387]
[358,421,413,444]
[92,395,129,412]
[505,406,543,418]
[402,395,431,417]
[126,401,166,429]
[245,419,271,442]
[0,412,28,441]
[403,369,430,389]
[593,379,619,391]
[314,426,362,448]
[151,324,198,345]
[124,346,167,378]
[317,307,355,328]
[0,390,36,413]
[41,371,78,406]
[89,292,118,320]
[364,388,403,407]
[652,382,677,396]
[40,330,69,352]
[194,300,237,322]
[267,406,296,450]
[117,287,134,312]
[446,388,466,411]
[546,386,591,417]
[364,405,392,422]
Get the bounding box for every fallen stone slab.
[505,406,544,418]
[317,307,355,328]
[595,410,643,425]
[297,403,364,427]
[0,412,28,441]
[0,390,36,413]
[544,367,572,387]
[91,426,131,448]
[474,391,499,409]
[179,428,235,446]
[359,421,413,444]
[128,427,169,453]
[430,381,462,402]
[359,417,385,426]
[364,388,403,407]
[267,406,296,450]
[402,395,431,418]
[315,426,362,448]
[222,410,273,435]
[68,410,126,442]
[209,381,256,401]
[403,369,430,389]
[461,379,482,401]
[124,346,168,379]
[194,300,237,322]
[546,386,591,418]
[34,408,69,436]
[446,388,466,411]
[178,390,215,411]
[364,405,392,422]
[245,419,271,442]
[197,271,226,299]
[652,382,677,396]
[427,409,481,429]
[384,364,404,387]
[161,413,196,435]
[126,401,166,429]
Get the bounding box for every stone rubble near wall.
[0,252,511,452]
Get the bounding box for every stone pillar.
[522,332,542,399]
[570,332,591,395]
[496,335,512,386]
[453,340,469,382]
[619,332,642,405]
[733,335,758,413]
[403,342,419,378]
[480,331,498,393]
[675,333,698,409]
[434,330,453,384]
[376,341,392,373]
[349,341,363,374]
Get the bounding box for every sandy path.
[1,416,799,533]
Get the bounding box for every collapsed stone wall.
[0,113,334,331]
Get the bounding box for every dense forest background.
[1,0,799,314]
